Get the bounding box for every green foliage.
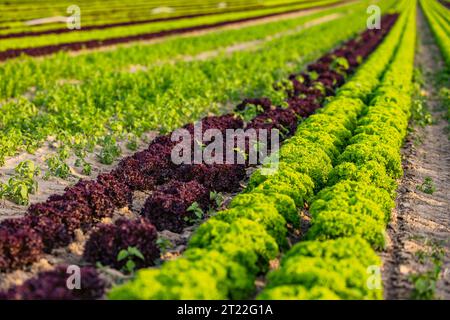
[281,237,380,267]
[125,135,139,151]
[416,176,436,195]
[230,192,299,228]
[0,160,40,205]
[248,167,314,206]
[98,135,122,165]
[235,103,265,123]
[310,180,394,224]
[410,270,440,300]
[420,0,450,68]
[330,56,350,75]
[209,191,225,208]
[188,218,279,275]
[294,130,341,162]
[338,141,403,179]
[103,0,406,300]
[410,80,433,127]
[265,255,382,299]
[0,1,380,166]
[307,210,386,250]
[257,285,340,300]
[262,238,382,300]
[45,148,71,179]
[74,157,92,176]
[117,246,145,274]
[213,204,287,247]
[110,248,255,300]
[182,249,255,299]
[155,237,174,254]
[108,268,223,300]
[253,180,300,208]
[409,240,445,300]
[185,201,205,223]
[439,87,450,121]
[258,4,416,300]
[277,139,333,189]
[328,161,397,195]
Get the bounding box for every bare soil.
[382,7,450,300]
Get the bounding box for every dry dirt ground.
[382,7,450,300]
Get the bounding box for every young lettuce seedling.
[117,246,145,274]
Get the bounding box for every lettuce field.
[0,0,449,302]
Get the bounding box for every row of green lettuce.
[259,0,416,299]
[0,1,394,167]
[106,0,411,300]
[420,0,450,67]
[0,0,342,51]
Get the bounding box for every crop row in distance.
[0,0,375,100]
[420,0,449,134]
[420,0,450,67]
[0,0,317,30]
[0,0,397,170]
[0,0,341,38]
[0,0,343,52]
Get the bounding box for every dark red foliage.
[0,265,105,300]
[49,180,115,221]
[83,218,160,270]
[113,157,156,191]
[307,61,330,73]
[235,98,272,112]
[287,97,320,117]
[1,216,70,252]
[28,200,91,234]
[0,222,44,271]
[142,180,210,232]
[183,114,244,135]
[175,163,246,192]
[132,145,175,184]
[247,107,298,137]
[205,114,245,132]
[319,70,345,87]
[290,78,309,97]
[148,133,177,150]
[96,173,132,208]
